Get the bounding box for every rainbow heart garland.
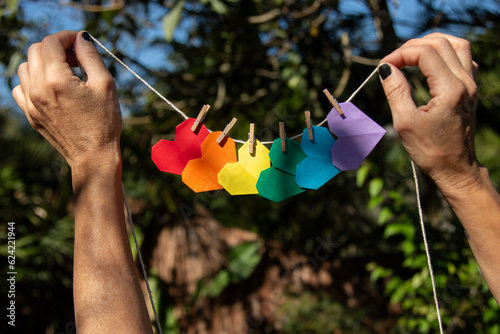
[151,102,386,202]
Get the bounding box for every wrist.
[433,163,490,204]
[71,151,123,185]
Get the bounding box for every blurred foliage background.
[1,0,500,333]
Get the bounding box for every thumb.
[74,31,112,82]
[378,63,416,127]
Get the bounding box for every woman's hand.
[12,30,154,332]
[379,33,479,194]
[12,30,122,171]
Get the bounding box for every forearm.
[436,166,500,304]
[71,157,152,333]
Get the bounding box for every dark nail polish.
[82,32,91,42]
[378,64,392,80]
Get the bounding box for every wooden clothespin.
[191,104,210,132]
[216,117,238,144]
[249,123,256,155]
[304,111,314,141]
[323,89,344,117]
[279,122,286,152]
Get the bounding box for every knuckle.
[27,43,41,57]
[28,86,43,105]
[466,79,477,97]
[45,77,65,92]
[425,32,445,39]
[432,37,453,49]
[101,75,117,91]
[40,35,54,48]
[454,38,471,53]
[17,62,27,76]
[420,44,438,56]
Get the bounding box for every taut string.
[88,33,379,145]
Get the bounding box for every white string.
[122,184,163,334]
[287,67,380,142]
[346,66,380,103]
[89,33,380,145]
[89,34,189,121]
[411,160,444,334]
[91,34,443,332]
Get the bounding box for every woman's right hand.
[378,33,480,194]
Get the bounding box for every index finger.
[40,30,78,65]
[399,37,475,96]
[423,33,474,78]
[381,45,465,106]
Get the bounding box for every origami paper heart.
[327,102,386,171]
[256,137,306,202]
[151,118,209,175]
[182,132,237,192]
[296,126,340,190]
[268,137,306,174]
[255,167,305,203]
[218,140,270,195]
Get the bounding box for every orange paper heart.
[182,132,237,192]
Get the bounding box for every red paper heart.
[151,118,209,175]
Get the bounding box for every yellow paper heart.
[218,140,270,195]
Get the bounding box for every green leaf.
[369,265,393,282]
[6,51,23,79]
[377,207,394,224]
[0,0,20,17]
[208,0,228,14]
[383,222,415,240]
[8,0,20,10]
[227,240,263,282]
[203,269,230,297]
[368,177,384,198]
[401,240,415,255]
[165,306,179,332]
[368,196,384,209]
[162,0,186,42]
[128,225,143,260]
[356,164,370,188]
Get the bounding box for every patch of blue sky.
[386,0,425,39]
[22,1,84,37]
[337,0,496,49]
[390,0,500,39]
[338,0,370,16]
[440,0,500,14]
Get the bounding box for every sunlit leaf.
[227,240,263,282]
[162,0,186,42]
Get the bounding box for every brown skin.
[379,33,500,305]
[12,30,153,333]
[11,29,499,331]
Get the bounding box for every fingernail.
[378,64,392,80]
[82,32,91,42]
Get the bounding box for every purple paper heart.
[327,102,386,171]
